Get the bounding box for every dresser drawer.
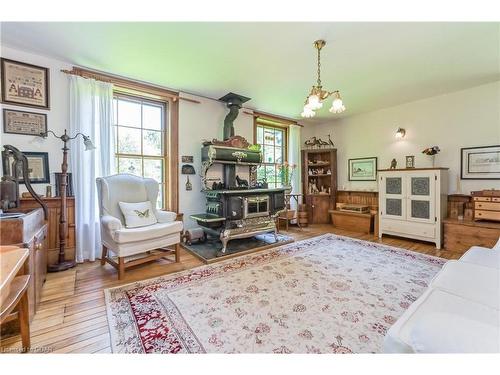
[473,197,492,202]
[493,197,500,202]
[474,201,500,211]
[380,220,435,239]
[474,210,500,221]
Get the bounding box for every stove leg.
[219,230,230,255]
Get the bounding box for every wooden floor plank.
[1,225,459,354]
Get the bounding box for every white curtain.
[288,124,302,214]
[69,76,114,262]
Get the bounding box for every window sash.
[113,93,168,208]
[255,122,288,188]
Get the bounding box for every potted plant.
[422,146,441,167]
[278,162,297,194]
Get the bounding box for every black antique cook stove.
[190,93,286,255]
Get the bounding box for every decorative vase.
[431,155,436,167]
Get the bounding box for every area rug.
[181,232,294,263]
[104,234,445,353]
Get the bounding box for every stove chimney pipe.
[218,93,251,140]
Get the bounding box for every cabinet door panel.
[380,174,406,219]
[406,173,435,223]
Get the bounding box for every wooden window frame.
[253,117,289,187]
[68,67,180,212]
[113,92,168,208]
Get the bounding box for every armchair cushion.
[113,220,183,244]
[155,210,177,223]
[118,201,157,228]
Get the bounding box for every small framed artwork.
[348,157,378,181]
[2,151,50,184]
[1,58,50,109]
[405,155,415,168]
[182,155,194,163]
[3,109,47,136]
[461,145,500,180]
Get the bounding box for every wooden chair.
[1,246,31,353]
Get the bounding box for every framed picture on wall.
[348,157,378,181]
[461,145,500,180]
[1,58,50,109]
[3,108,47,136]
[2,151,50,184]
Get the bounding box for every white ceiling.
[1,22,499,122]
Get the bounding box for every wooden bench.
[329,209,374,234]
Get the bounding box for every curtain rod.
[60,68,200,104]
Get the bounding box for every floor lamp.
[39,129,95,272]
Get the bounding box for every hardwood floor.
[0,225,462,353]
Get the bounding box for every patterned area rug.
[104,234,445,353]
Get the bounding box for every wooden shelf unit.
[301,149,337,224]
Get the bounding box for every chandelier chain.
[317,46,321,87]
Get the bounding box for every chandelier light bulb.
[330,97,345,114]
[307,94,322,110]
[301,106,316,118]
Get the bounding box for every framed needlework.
[1,58,50,109]
[3,108,47,136]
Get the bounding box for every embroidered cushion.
[118,201,157,228]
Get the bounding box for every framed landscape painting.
[348,157,378,181]
[461,145,500,180]
[1,58,50,109]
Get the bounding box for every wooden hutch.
[301,149,337,224]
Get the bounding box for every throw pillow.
[118,201,157,228]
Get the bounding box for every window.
[255,121,287,188]
[113,93,167,208]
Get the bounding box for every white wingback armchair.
[96,173,183,279]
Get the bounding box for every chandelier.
[301,40,345,118]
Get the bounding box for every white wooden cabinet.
[378,168,448,249]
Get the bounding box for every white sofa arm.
[156,210,178,223]
[101,215,123,234]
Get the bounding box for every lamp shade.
[83,136,96,151]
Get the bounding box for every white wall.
[0,45,73,195]
[302,81,500,194]
[0,45,255,228]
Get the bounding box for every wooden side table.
[1,246,31,353]
[277,194,304,232]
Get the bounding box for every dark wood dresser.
[19,196,76,265]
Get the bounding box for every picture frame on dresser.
[348,157,377,181]
[461,145,500,180]
[0,58,50,109]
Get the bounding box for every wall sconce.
[181,164,196,191]
[395,127,406,139]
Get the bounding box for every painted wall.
[302,81,500,194]
[0,45,73,196]
[0,45,254,228]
